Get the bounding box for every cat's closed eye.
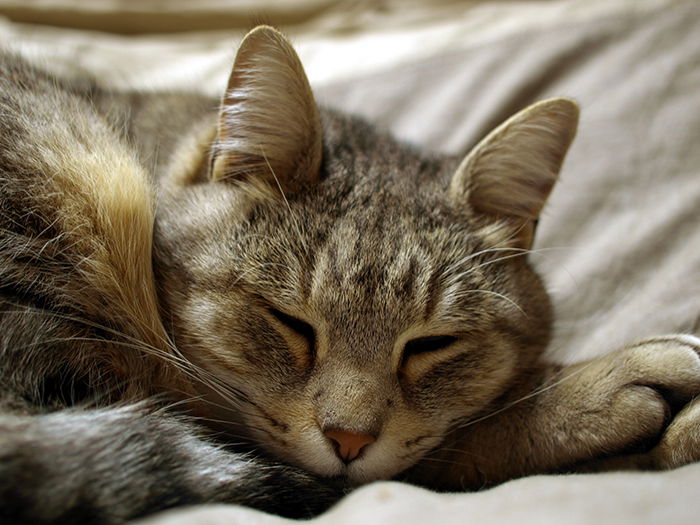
[402,335,458,364]
[268,307,316,353]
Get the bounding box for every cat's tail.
[0,57,181,398]
[0,404,344,523]
[42,117,177,393]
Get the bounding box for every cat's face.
[154,26,577,483]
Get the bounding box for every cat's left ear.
[210,26,322,191]
[450,98,579,249]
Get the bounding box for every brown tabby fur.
[2,25,700,523]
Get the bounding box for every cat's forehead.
[237,182,494,319]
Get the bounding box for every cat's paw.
[610,333,700,411]
[646,393,700,468]
[578,376,700,473]
[564,334,700,468]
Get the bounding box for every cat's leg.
[405,334,700,489]
[0,405,344,524]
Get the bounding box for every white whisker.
[449,361,595,434]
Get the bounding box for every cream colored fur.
[24,100,173,394]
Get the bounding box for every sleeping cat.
[2,25,700,524]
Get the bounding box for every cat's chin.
[343,461,407,485]
[301,458,408,485]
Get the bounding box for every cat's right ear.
[209,26,322,192]
[449,98,579,249]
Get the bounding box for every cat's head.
[154,26,578,484]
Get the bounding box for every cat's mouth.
[254,417,441,484]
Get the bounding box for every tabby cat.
[2,25,700,524]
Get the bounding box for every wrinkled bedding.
[2,0,699,523]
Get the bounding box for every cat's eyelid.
[267,306,316,341]
[251,293,308,326]
[401,334,459,364]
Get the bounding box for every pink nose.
[324,429,376,463]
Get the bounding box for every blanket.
[2,0,698,523]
